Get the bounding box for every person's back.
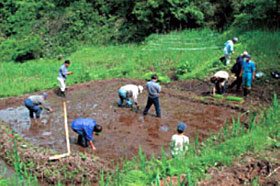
[146,80,161,98]
[71,118,96,140]
[171,134,189,156]
[170,123,189,157]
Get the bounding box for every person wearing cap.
[229,51,248,91]
[24,93,53,119]
[71,118,102,152]
[118,84,143,109]
[210,70,229,95]
[57,60,73,97]
[240,55,256,96]
[221,37,238,65]
[170,123,189,157]
[143,74,161,117]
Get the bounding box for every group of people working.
[214,37,256,96]
[22,37,256,156]
[23,61,188,155]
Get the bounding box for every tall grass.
[1,29,278,97]
[99,95,280,185]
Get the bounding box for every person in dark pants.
[229,51,248,91]
[210,71,229,95]
[143,74,161,117]
[71,118,102,152]
[24,93,53,119]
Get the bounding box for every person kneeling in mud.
[170,123,189,157]
[210,70,229,96]
[71,118,102,152]
[118,84,144,109]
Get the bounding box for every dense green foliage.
[0,0,279,62]
[99,95,280,185]
[0,29,279,97]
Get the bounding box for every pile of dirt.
[198,150,280,186]
[0,124,110,184]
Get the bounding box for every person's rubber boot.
[243,88,247,97]
[77,135,83,146]
[61,91,66,98]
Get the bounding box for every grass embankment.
[1,29,279,97]
[99,95,280,185]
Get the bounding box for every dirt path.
[0,79,245,163]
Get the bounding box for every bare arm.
[252,71,256,80]
[89,141,96,152]
[67,72,73,75]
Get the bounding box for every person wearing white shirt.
[221,37,238,65]
[210,70,229,95]
[118,84,144,109]
[170,123,189,157]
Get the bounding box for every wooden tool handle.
[63,101,71,155]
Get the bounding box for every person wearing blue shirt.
[71,118,102,152]
[240,55,256,96]
[221,37,238,65]
[57,60,73,97]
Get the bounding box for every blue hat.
[42,93,48,99]
[177,123,186,131]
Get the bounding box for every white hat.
[233,37,238,42]
[138,85,144,93]
[242,51,248,56]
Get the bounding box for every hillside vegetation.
[0,0,279,62]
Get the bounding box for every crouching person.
[71,118,102,152]
[170,123,189,158]
[24,93,53,120]
[210,70,229,95]
[118,84,143,109]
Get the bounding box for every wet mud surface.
[0,79,242,162]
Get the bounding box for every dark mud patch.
[0,79,242,163]
[198,150,280,186]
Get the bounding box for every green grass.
[0,28,279,97]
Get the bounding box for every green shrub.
[0,34,44,62]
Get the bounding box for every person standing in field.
[170,123,189,157]
[24,93,53,120]
[143,74,161,117]
[118,84,144,109]
[221,37,238,65]
[210,70,229,95]
[57,60,73,97]
[240,55,256,96]
[71,118,102,152]
[229,51,248,91]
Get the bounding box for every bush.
[0,34,44,62]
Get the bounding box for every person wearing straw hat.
[240,55,256,96]
[229,51,248,91]
[170,123,189,157]
[221,37,238,65]
[24,93,53,119]
[118,84,144,109]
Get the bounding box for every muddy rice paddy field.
[0,79,251,163]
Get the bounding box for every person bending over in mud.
[170,123,189,157]
[24,93,53,121]
[71,118,102,152]
[210,70,229,96]
[118,84,144,110]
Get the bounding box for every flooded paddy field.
[0,79,241,162]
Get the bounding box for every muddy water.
[0,79,238,161]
